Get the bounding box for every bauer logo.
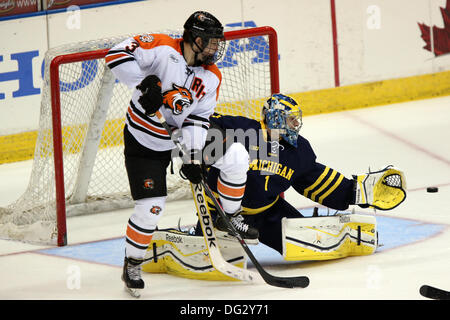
[0,21,274,100]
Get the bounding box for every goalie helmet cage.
[0,26,279,246]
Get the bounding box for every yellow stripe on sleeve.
[303,166,330,197]
[318,173,344,204]
[310,169,337,202]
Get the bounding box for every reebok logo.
[194,183,217,248]
[166,234,183,243]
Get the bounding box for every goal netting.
[0,27,279,246]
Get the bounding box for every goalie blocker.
[141,213,377,281]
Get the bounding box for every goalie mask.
[263,94,303,147]
[183,11,225,65]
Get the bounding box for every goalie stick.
[420,285,450,300]
[155,110,310,288]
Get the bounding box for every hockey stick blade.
[420,285,450,300]
[154,111,309,288]
[201,180,309,289]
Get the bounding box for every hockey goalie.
[141,94,407,281]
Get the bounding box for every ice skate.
[215,211,259,244]
[122,257,144,298]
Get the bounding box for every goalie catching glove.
[136,74,163,116]
[353,165,406,210]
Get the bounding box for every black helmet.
[183,11,224,42]
[183,11,225,65]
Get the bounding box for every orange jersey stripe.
[202,64,222,100]
[217,180,245,198]
[105,53,129,63]
[127,106,168,135]
[126,225,153,245]
[202,64,222,82]
[134,34,183,55]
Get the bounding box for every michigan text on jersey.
[249,158,294,180]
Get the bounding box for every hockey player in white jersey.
[106,11,257,296]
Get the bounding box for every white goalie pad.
[282,214,378,261]
[142,228,248,281]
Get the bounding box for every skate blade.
[124,286,141,298]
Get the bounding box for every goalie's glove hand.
[180,150,204,184]
[353,165,407,210]
[136,75,163,116]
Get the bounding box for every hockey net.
[0,27,279,246]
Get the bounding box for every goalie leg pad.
[282,214,377,261]
[142,228,247,281]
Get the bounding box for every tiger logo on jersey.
[163,84,193,115]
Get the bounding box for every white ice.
[0,96,449,300]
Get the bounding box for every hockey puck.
[426,187,438,193]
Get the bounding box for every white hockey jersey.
[106,33,222,152]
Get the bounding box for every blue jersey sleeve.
[210,113,257,131]
[291,138,355,210]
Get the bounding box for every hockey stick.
[189,180,260,283]
[155,110,310,288]
[153,112,259,283]
[420,285,450,300]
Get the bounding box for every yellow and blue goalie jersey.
[206,114,355,214]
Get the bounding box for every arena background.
[1,0,449,163]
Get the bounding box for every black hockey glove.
[136,75,163,115]
[180,162,203,184]
[180,149,204,184]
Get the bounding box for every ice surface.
[0,96,449,301]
